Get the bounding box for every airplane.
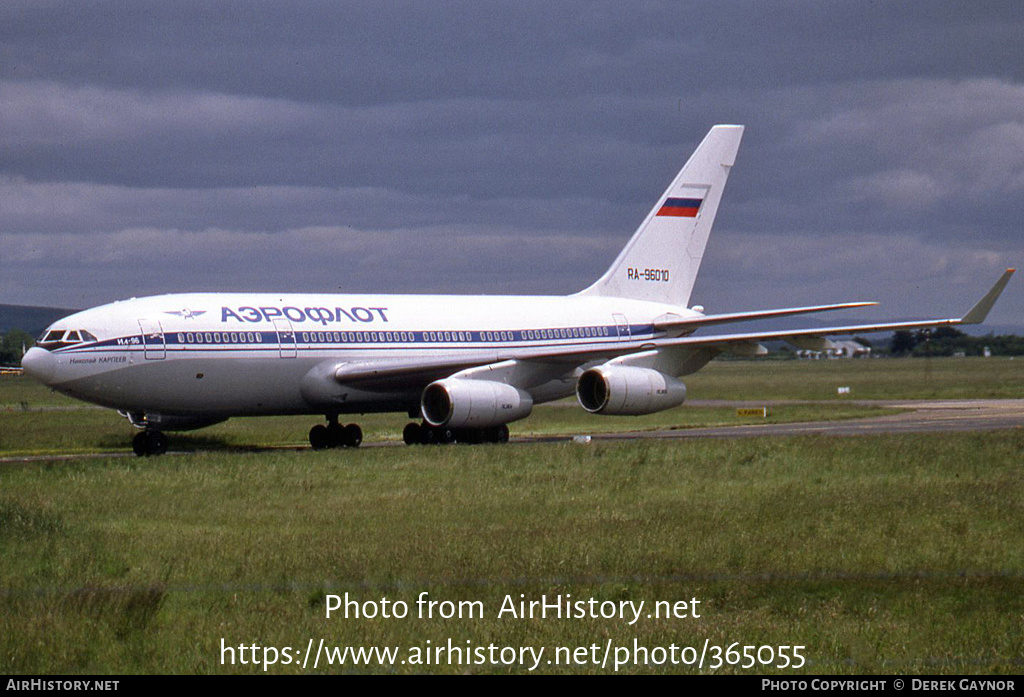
[20,125,1015,456]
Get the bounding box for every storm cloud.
[2,1,1022,325]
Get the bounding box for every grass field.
[0,370,905,456]
[0,358,1022,674]
[0,398,897,457]
[685,355,1024,400]
[2,356,1022,455]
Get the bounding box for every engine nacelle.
[421,378,533,428]
[576,365,687,416]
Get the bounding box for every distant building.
[796,340,871,360]
[829,340,871,359]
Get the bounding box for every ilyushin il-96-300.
[22,126,1014,455]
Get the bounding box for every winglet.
[960,268,1015,324]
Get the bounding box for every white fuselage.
[25,292,694,419]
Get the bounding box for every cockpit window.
[37,328,99,350]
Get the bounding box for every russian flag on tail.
[656,197,703,217]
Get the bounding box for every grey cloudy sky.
[2,1,1022,327]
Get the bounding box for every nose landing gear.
[132,430,168,456]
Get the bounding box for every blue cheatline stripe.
[55,324,659,353]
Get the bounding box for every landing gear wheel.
[132,430,168,456]
[132,432,147,456]
[150,430,169,454]
[410,424,508,445]
[403,422,422,445]
[311,421,362,449]
[418,424,456,445]
[343,423,362,448]
[421,424,438,445]
[326,422,345,448]
[309,424,330,450]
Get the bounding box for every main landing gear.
[132,430,168,457]
[309,418,363,450]
[402,422,509,446]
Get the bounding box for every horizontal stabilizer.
[654,301,877,333]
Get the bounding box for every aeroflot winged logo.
[656,197,703,217]
[164,309,207,320]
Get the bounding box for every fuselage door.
[274,319,297,358]
[613,313,630,341]
[138,319,166,360]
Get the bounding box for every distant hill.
[0,304,81,336]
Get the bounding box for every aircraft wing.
[332,269,1014,387]
[658,268,1015,349]
[334,355,505,386]
[332,345,625,389]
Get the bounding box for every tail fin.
[577,124,744,307]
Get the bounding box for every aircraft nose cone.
[21,347,56,384]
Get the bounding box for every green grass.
[2,371,901,456]
[1,433,1022,674]
[4,355,1021,412]
[8,354,1023,455]
[2,358,1022,674]
[684,356,1024,400]
[0,374,85,408]
[0,400,898,456]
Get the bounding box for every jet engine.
[421,379,533,428]
[576,365,687,416]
